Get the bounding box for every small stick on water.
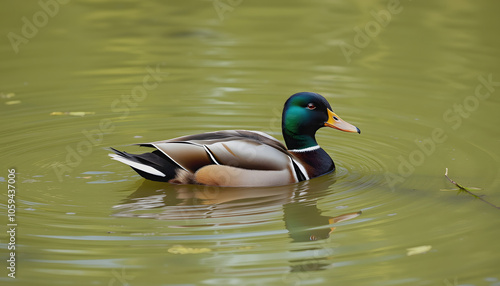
[444,168,500,210]
[444,168,478,198]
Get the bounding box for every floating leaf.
[50,111,96,117]
[406,245,432,256]
[5,100,21,105]
[1,92,15,98]
[168,245,212,254]
[68,111,95,116]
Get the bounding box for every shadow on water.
[111,176,361,276]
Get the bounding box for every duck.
[109,92,360,187]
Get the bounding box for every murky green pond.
[1,0,499,285]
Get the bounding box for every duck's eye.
[307,103,316,110]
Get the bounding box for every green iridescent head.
[282,92,360,150]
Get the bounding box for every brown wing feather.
[206,140,291,170]
[151,142,213,173]
[138,130,294,173]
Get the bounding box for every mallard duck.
[109,92,360,187]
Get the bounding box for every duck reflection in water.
[113,176,361,274]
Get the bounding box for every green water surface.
[1,1,499,285]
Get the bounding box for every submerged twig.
[444,168,500,210]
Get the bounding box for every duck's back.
[141,130,293,174]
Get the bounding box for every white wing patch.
[109,154,166,177]
[287,157,299,182]
[291,157,310,181]
[203,145,220,165]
